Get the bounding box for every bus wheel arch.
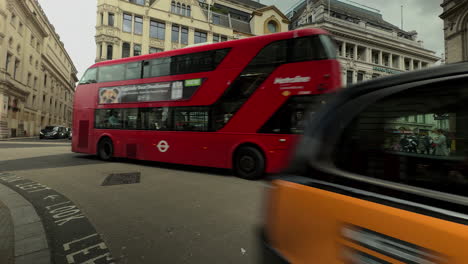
[97,136,114,161]
[233,143,266,180]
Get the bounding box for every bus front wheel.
[234,146,265,180]
[98,138,114,161]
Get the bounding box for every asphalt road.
[0,138,268,264]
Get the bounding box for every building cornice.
[41,55,75,93]
[307,18,439,61]
[8,0,49,38]
[440,1,466,19]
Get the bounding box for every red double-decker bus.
[72,29,341,179]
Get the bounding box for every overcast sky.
[38,0,444,79]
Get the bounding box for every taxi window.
[334,80,468,197]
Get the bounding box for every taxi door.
[262,74,468,263]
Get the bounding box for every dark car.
[39,126,68,139]
[261,63,468,263]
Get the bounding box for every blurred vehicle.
[39,126,68,139]
[65,127,72,139]
[72,29,341,180]
[261,63,468,263]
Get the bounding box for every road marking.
[63,233,115,264]
[157,140,170,152]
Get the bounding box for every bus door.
[264,76,468,263]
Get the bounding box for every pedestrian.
[433,129,449,156]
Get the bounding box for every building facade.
[0,0,78,138]
[288,0,439,86]
[440,0,468,63]
[95,0,289,62]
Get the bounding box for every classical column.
[410,58,414,70]
[418,60,422,69]
[389,54,393,68]
[378,50,383,65]
[102,42,108,60]
[142,16,151,54]
[188,27,195,45]
[353,45,358,60]
[366,48,371,63]
[341,42,346,57]
[164,22,172,51]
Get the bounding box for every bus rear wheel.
[234,146,265,180]
[98,138,114,161]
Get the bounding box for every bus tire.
[234,146,265,180]
[97,137,114,161]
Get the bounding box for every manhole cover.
[102,172,141,186]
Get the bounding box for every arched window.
[182,4,186,16]
[122,42,130,58]
[176,2,181,14]
[171,1,176,13]
[187,5,191,17]
[267,20,278,33]
[106,44,113,60]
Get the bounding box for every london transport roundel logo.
[156,140,169,152]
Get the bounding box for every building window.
[123,13,132,33]
[181,27,188,45]
[44,74,47,87]
[171,1,176,13]
[187,5,191,16]
[134,44,141,56]
[99,43,103,58]
[267,20,278,33]
[30,35,35,47]
[194,30,207,44]
[5,53,11,72]
[107,45,113,60]
[213,14,221,24]
[357,71,364,82]
[182,4,186,16]
[172,25,180,43]
[27,73,31,86]
[18,22,23,34]
[149,47,163,53]
[346,70,353,85]
[213,34,220,43]
[129,0,145,5]
[221,35,227,42]
[34,77,37,90]
[372,73,380,79]
[13,59,20,79]
[122,42,131,58]
[100,13,104,25]
[150,20,165,40]
[176,2,181,14]
[10,13,16,26]
[108,13,115,26]
[134,16,143,35]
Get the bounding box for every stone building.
[95,0,289,61]
[287,0,439,86]
[0,0,78,138]
[440,0,468,63]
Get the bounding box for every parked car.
[39,126,68,139]
[261,63,468,263]
[65,127,72,139]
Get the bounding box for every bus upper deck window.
[79,68,98,84]
[319,35,338,59]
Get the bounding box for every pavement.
[0,138,269,264]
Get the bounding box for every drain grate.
[102,172,141,186]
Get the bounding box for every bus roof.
[90,28,330,69]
